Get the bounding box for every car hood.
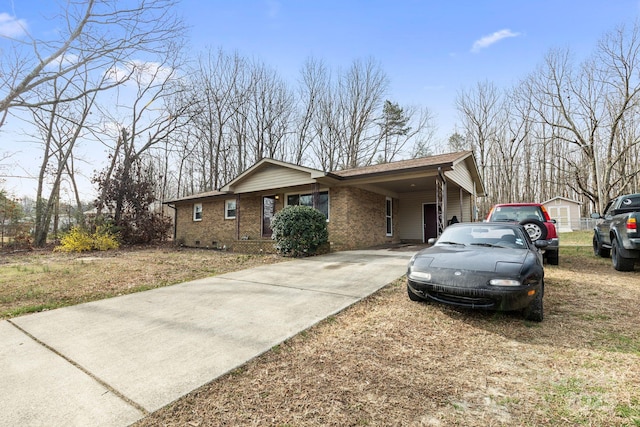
[414,246,528,274]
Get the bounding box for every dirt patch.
[134,247,640,426]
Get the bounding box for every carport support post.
[436,167,447,236]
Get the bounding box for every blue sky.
[180,0,640,135]
[2,0,640,198]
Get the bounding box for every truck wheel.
[592,234,610,258]
[520,219,548,241]
[612,238,635,271]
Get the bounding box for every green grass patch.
[596,332,640,354]
[2,302,68,318]
[543,377,612,424]
[579,313,611,321]
[615,398,640,425]
[559,230,592,246]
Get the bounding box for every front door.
[262,195,276,237]
[423,204,438,242]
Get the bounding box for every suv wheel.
[520,219,548,241]
[545,250,559,265]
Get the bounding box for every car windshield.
[491,206,543,222]
[437,225,527,249]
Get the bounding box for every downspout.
[236,194,240,241]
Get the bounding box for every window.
[193,203,202,221]
[386,197,393,236]
[225,199,236,219]
[286,190,329,219]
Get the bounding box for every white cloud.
[0,12,27,37]
[106,60,175,86]
[46,53,79,70]
[471,29,521,53]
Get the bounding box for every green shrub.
[55,226,119,252]
[271,205,328,257]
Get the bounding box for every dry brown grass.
[134,246,640,427]
[3,243,640,426]
[0,245,283,319]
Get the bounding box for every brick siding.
[328,187,400,251]
[174,188,398,253]
[174,194,284,251]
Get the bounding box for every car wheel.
[546,250,559,265]
[523,285,544,322]
[612,238,635,271]
[407,285,423,301]
[520,219,548,241]
[592,234,610,258]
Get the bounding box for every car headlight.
[408,267,431,281]
[489,279,521,286]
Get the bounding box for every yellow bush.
[56,227,93,252]
[92,226,120,251]
[55,226,119,252]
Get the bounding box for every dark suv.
[486,203,559,265]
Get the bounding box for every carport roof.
[333,151,473,178]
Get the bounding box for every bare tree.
[0,0,184,128]
[29,62,104,246]
[456,80,503,212]
[292,57,327,165]
[183,48,251,191]
[93,50,190,222]
[246,61,295,162]
[338,58,389,168]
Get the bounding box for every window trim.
[225,199,237,219]
[193,203,203,222]
[385,197,393,236]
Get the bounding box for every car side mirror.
[550,219,556,224]
[534,240,549,249]
[427,238,437,245]
[590,212,602,219]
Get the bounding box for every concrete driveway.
[0,248,417,426]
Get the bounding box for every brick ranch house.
[165,151,485,253]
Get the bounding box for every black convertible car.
[407,222,546,321]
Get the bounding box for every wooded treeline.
[457,24,640,215]
[1,1,640,246]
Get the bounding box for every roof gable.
[220,158,327,194]
[542,196,582,205]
